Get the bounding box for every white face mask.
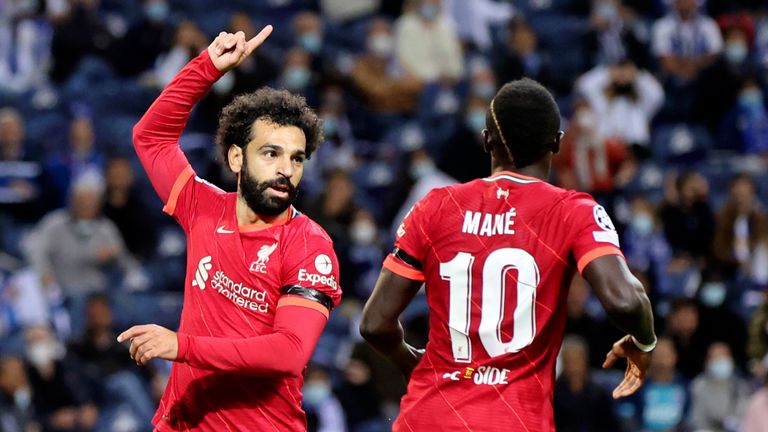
[350,221,377,245]
[707,358,734,380]
[368,34,394,58]
[14,388,31,410]
[26,340,61,369]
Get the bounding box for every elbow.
[359,311,394,344]
[604,280,650,318]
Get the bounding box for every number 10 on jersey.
[439,248,540,363]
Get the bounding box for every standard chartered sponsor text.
[211,270,269,313]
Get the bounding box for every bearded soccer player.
[360,78,657,431]
[116,27,343,430]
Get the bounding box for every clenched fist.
[207,25,273,72]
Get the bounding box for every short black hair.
[216,87,323,168]
[489,78,560,168]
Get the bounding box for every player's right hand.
[602,335,652,399]
[208,25,273,73]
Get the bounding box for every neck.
[236,195,290,227]
[491,162,550,181]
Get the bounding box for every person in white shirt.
[394,0,464,83]
[576,59,664,146]
[652,0,723,82]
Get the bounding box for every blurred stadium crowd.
[1,0,768,431]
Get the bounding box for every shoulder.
[286,211,334,245]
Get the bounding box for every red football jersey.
[153,174,342,431]
[132,50,343,431]
[384,171,623,432]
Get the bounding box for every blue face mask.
[303,383,331,405]
[707,358,734,380]
[144,1,169,22]
[419,4,439,21]
[465,109,486,133]
[322,115,338,137]
[699,282,727,307]
[283,67,310,90]
[739,89,764,109]
[724,42,748,65]
[631,213,654,236]
[299,33,322,54]
[472,82,496,100]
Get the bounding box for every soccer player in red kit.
[116,27,343,431]
[360,78,657,431]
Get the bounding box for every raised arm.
[132,27,273,203]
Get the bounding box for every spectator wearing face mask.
[622,197,673,301]
[394,0,464,83]
[0,356,38,432]
[588,0,651,68]
[439,95,493,183]
[278,48,318,106]
[302,365,346,432]
[152,20,208,88]
[351,18,422,115]
[23,325,98,432]
[712,174,768,285]
[660,171,716,263]
[730,81,768,155]
[688,342,751,432]
[110,0,175,77]
[291,11,338,82]
[493,19,552,91]
[346,209,383,299]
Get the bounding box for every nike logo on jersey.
[217,225,235,234]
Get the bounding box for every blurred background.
[0,0,768,431]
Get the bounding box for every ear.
[228,145,243,174]
[481,129,492,154]
[552,131,564,155]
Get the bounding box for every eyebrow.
[258,143,306,158]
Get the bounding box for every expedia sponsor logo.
[298,268,338,290]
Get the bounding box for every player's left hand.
[118,324,179,366]
[602,335,652,399]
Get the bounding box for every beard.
[239,158,298,216]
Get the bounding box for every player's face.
[237,119,306,216]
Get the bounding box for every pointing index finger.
[245,25,274,55]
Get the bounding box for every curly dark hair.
[215,87,323,169]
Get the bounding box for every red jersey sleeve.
[279,223,342,309]
[132,49,223,227]
[562,192,625,273]
[382,190,442,281]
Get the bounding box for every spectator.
[660,171,716,262]
[0,108,42,223]
[747,302,768,375]
[622,196,673,300]
[394,0,464,83]
[688,342,750,432]
[68,294,155,429]
[0,0,53,95]
[111,0,175,77]
[741,356,768,432]
[304,168,360,246]
[442,0,513,52]
[652,0,723,83]
[24,325,98,432]
[576,58,665,148]
[694,26,757,132]
[439,95,493,183]
[725,80,768,156]
[319,0,379,23]
[278,48,318,104]
[152,20,208,88]
[665,299,709,380]
[0,356,39,432]
[634,337,690,432]
[43,115,105,209]
[336,352,384,431]
[564,275,622,368]
[553,101,629,195]
[345,209,384,299]
[492,19,552,90]
[351,18,422,115]
[588,0,651,68]
[49,0,115,82]
[303,365,347,432]
[23,170,137,298]
[553,335,619,431]
[102,156,158,261]
[712,174,768,284]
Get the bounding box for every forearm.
[176,304,326,376]
[604,280,656,346]
[133,50,222,202]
